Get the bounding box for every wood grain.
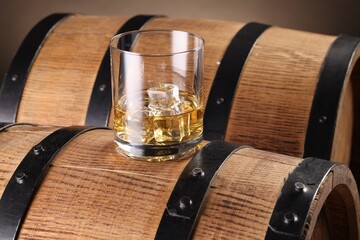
[331,48,360,165]
[226,27,335,157]
[311,209,330,240]
[193,148,300,239]
[19,165,176,239]
[0,125,59,197]
[8,15,360,183]
[307,164,360,240]
[17,15,128,126]
[0,126,358,239]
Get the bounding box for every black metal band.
[155,141,241,240]
[85,15,161,127]
[0,13,70,123]
[0,122,15,131]
[0,122,35,132]
[265,157,337,239]
[203,22,270,140]
[304,35,360,160]
[0,126,105,240]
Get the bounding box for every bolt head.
[15,172,26,184]
[99,84,106,92]
[284,212,298,224]
[179,196,193,210]
[294,182,306,192]
[11,74,19,81]
[216,97,225,105]
[34,145,44,155]
[191,168,204,178]
[319,116,327,123]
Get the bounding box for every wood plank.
[227,27,335,158]
[17,16,128,126]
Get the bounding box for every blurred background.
[1,0,360,83]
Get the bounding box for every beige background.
[1,0,360,83]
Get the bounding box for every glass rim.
[110,29,205,57]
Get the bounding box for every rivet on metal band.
[304,35,360,160]
[265,157,337,239]
[155,141,242,240]
[203,22,270,141]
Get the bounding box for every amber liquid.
[114,91,203,147]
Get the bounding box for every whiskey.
[114,90,203,146]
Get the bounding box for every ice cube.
[118,92,149,116]
[147,83,180,103]
[153,113,190,142]
[147,84,183,116]
[123,110,154,144]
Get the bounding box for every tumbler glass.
[110,30,204,161]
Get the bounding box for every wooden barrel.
[0,14,359,176]
[0,124,359,239]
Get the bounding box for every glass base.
[115,136,203,162]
